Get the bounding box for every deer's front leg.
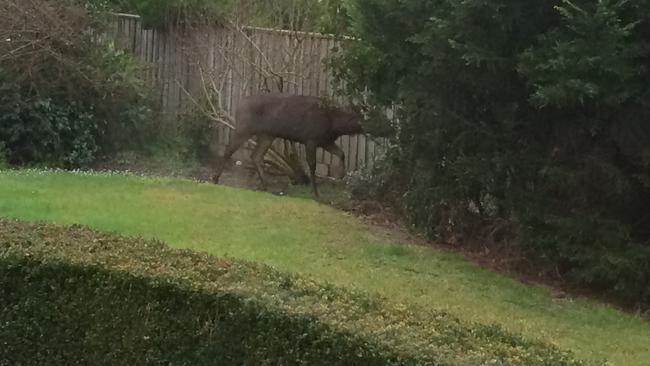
[305,141,319,198]
[324,143,346,179]
[213,131,249,184]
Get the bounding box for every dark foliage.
[335,0,650,305]
[0,83,97,167]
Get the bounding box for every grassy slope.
[0,169,648,365]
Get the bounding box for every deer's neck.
[331,111,363,136]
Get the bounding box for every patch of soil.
[93,154,302,195]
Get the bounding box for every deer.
[212,93,365,197]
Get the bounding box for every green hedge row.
[0,219,595,365]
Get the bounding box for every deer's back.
[236,94,337,144]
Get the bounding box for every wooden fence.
[109,13,385,176]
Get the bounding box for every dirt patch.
[93,153,299,195]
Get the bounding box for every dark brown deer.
[212,93,364,197]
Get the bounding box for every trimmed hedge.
[0,219,595,366]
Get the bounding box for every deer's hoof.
[257,185,268,192]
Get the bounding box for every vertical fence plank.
[357,134,367,170]
[128,18,136,53]
[136,19,144,58]
[340,135,350,171]
[366,138,375,170]
[349,135,359,172]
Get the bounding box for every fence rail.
[109,14,384,176]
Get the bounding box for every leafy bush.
[335,0,650,305]
[177,111,220,164]
[92,42,158,154]
[345,143,397,201]
[0,0,156,168]
[0,219,594,366]
[0,80,98,167]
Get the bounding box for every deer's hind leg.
[213,131,249,184]
[251,134,274,190]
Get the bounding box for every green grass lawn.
[1,169,648,365]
